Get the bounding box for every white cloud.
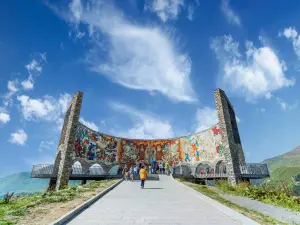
[0,112,10,124]
[276,97,298,111]
[279,27,300,58]
[21,76,34,90]
[4,80,19,106]
[194,106,241,132]
[211,35,295,101]
[66,0,196,102]
[58,93,72,114]
[69,0,83,22]
[21,53,47,90]
[187,5,195,21]
[7,80,18,93]
[80,117,99,131]
[194,107,218,132]
[9,129,28,145]
[38,140,55,152]
[17,93,72,123]
[109,102,174,139]
[145,0,184,22]
[220,0,241,26]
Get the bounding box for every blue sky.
[1,0,300,177]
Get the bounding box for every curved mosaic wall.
[73,122,224,167]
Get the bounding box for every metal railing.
[31,163,270,179]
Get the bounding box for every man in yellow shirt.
[139,165,147,188]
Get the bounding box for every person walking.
[139,165,147,188]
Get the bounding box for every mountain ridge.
[262,145,300,181]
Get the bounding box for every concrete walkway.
[218,191,300,224]
[68,176,259,225]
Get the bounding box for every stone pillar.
[214,89,245,186]
[48,91,84,190]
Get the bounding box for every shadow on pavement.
[142,188,163,189]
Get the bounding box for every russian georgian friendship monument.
[31,88,269,190]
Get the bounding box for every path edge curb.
[49,179,123,225]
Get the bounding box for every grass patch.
[178,179,288,225]
[215,180,300,212]
[0,179,118,225]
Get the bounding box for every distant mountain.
[0,172,80,198]
[262,146,300,181]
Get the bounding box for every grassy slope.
[0,179,118,225]
[262,146,300,181]
[179,180,287,225]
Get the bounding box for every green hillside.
[262,146,300,181]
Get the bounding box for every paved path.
[217,191,300,224]
[68,176,258,225]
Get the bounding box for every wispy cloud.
[80,117,99,131]
[9,129,28,146]
[109,102,174,139]
[38,140,55,152]
[276,97,298,111]
[194,106,240,133]
[211,35,295,101]
[144,0,185,22]
[3,79,19,107]
[0,108,10,124]
[61,0,197,102]
[220,0,241,26]
[21,52,47,90]
[279,27,300,58]
[17,93,72,131]
[194,107,218,133]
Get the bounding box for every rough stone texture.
[214,89,245,185]
[48,91,83,190]
[68,175,258,225]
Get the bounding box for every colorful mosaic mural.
[119,139,181,166]
[74,122,224,167]
[181,124,224,164]
[74,123,120,165]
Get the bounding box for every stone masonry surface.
[214,89,239,185]
[68,175,258,225]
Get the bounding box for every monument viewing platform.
[29,89,270,224]
[31,89,269,189]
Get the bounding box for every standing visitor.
[134,166,138,176]
[130,166,134,182]
[123,165,129,181]
[149,165,152,174]
[152,159,157,174]
[159,162,163,174]
[139,166,147,188]
[165,162,169,175]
